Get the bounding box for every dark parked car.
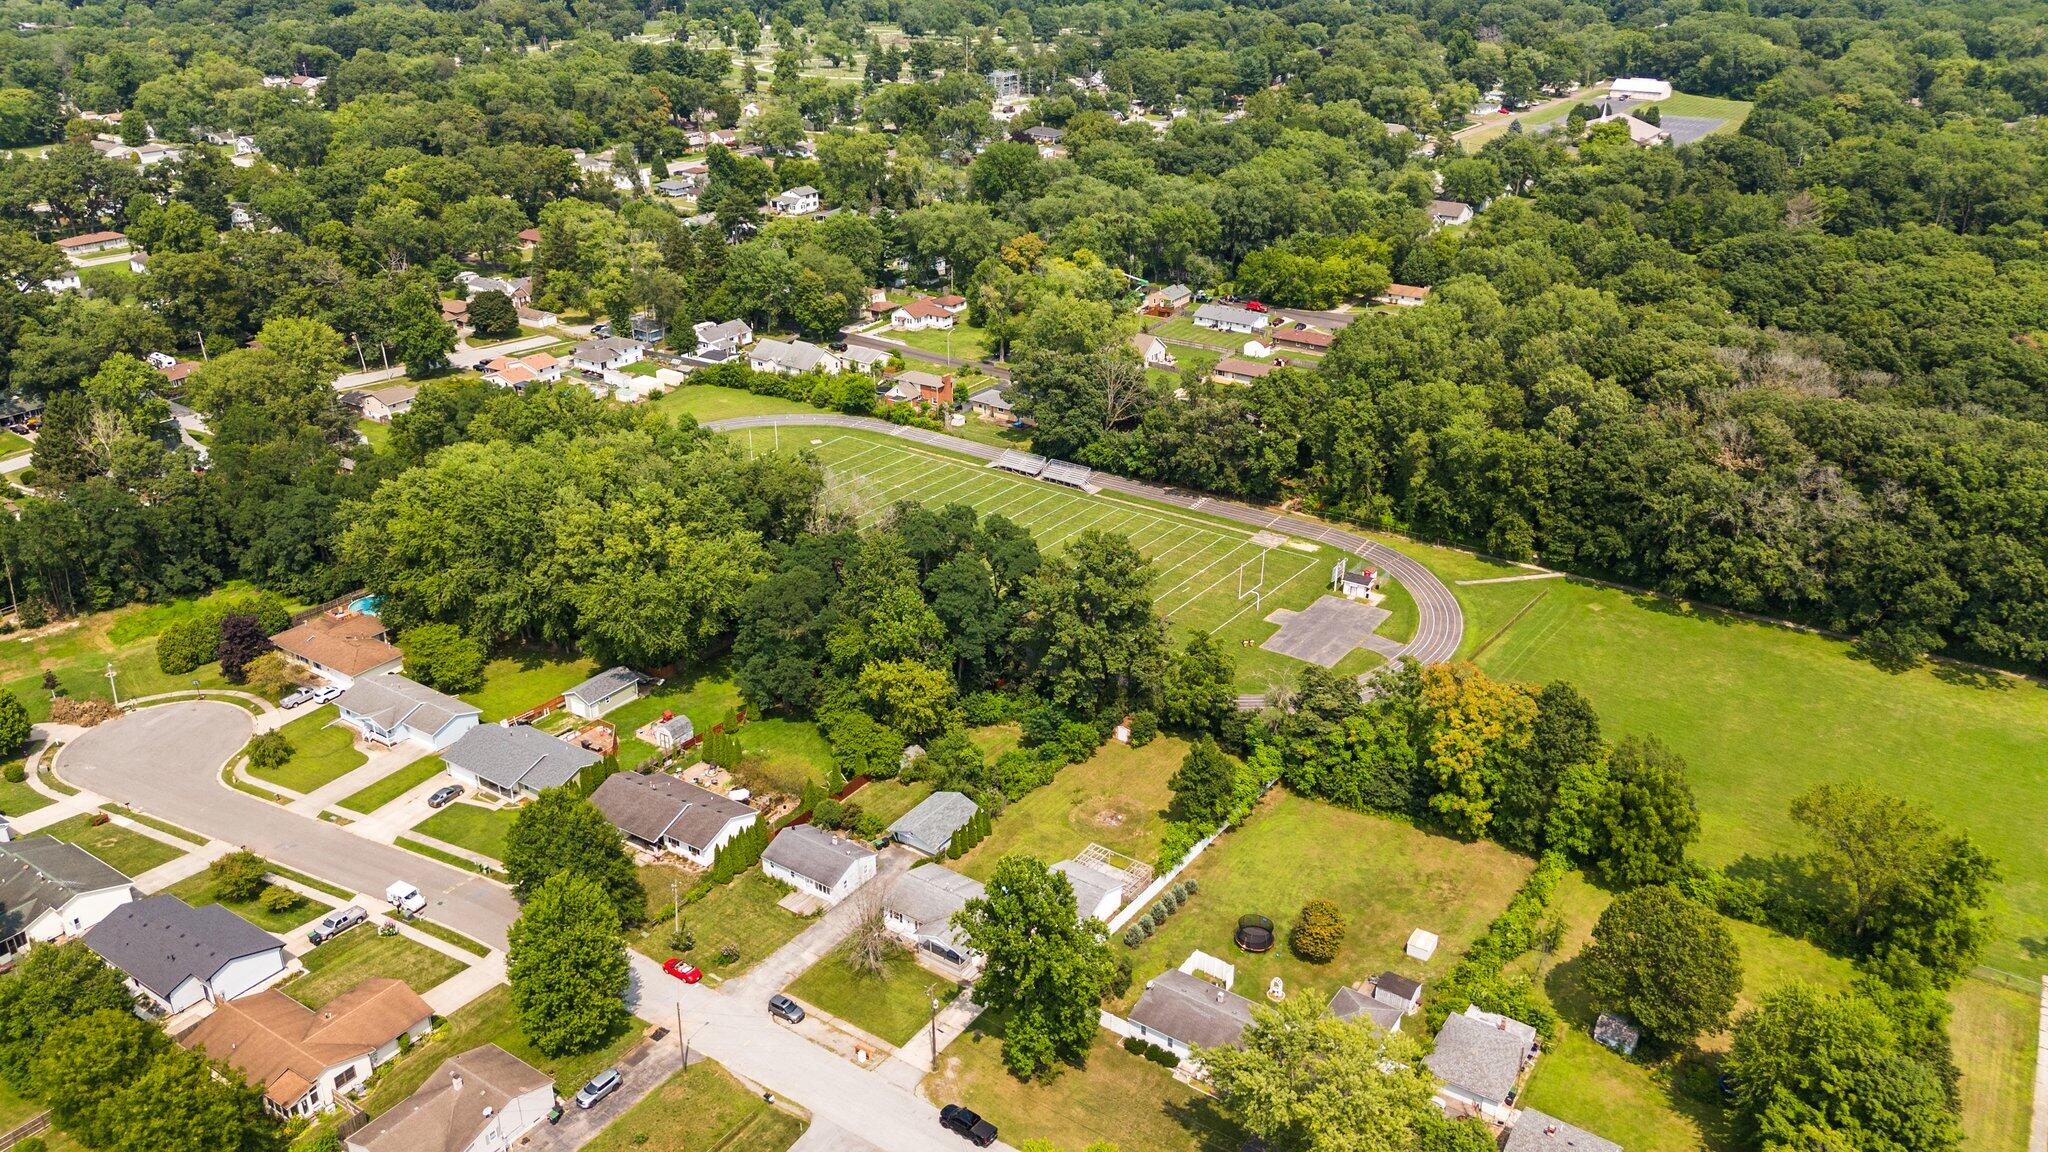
[767,993,805,1023]
[573,1069,621,1109]
[427,785,464,809]
[940,1105,998,1147]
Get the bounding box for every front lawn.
[956,736,1184,883]
[786,939,960,1046]
[411,802,519,861]
[160,869,334,934]
[1147,314,1243,350]
[648,384,814,425]
[890,321,992,363]
[0,430,30,460]
[461,649,603,722]
[336,755,447,815]
[282,926,467,1009]
[257,706,368,794]
[629,869,811,980]
[583,1059,806,1152]
[0,755,51,818]
[39,812,184,877]
[925,1017,1240,1152]
[1115,793,1534,1011]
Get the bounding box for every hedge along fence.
[1423,852,1568,1040]
[1123,879,1201,948]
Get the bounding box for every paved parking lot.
[1261,595,1391,666]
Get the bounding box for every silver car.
[573,1069,621,1109]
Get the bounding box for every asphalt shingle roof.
[588,772,753,851]
[84,895,280,1000]
[0,836,132,938]
[1425,1010,1529,1105]
[887,791,977,855]
[563,666,643,709]
[442,724,600,795]
[1127,968,1256,1050]
[763,824,874,889]
[1504,1112,1623,1152]
[884,864,984,931]
[337,674,478,736]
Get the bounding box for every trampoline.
[1235,914,1276,953]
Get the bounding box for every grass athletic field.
[738,428,1402,690]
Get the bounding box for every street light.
[104,662,119,708]
[929,993,943,1064]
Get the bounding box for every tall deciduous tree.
[0,687,30,756]
[956,854,1119,1079]
[1588,736,1698,888]
[1202,997,1436,1152]
[30,1009,168,1147]
[1168,737,1248,828]
[1578,886,1740,1044]
[1417,662,1537,838]
[503,790,646,923]
[0,941,134,1092]
[1015,530,1165,718]
[507,870,632,1057]
[1160,632,1235,734]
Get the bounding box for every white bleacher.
[1042,460,1093,488]
[993,449,1049,476]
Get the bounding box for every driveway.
[57,701,518,950]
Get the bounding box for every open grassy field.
[647,383,814,424]
[630,868,812,980]
[1116,793,1534,1011]
[1646,91,1755,131]
[785,939,961,1046]
[39,812,184,877]
[605,662,833,792]
[412,801,519,861]
[161,868,333,934]
[0,1078,41,1134]
[744,430,1398,691]
[281,927,467,1009]
[1147,314,1242,350]
[926,1017,1242,1152]
[336,755,447,815]
[1395,537,2048,979]
[887,319,993,362]
[257,705,367,793]
[461,648,604,721]
[955,736,1183,882]
[0,590,270,722]
[583,1059,807,1152]
[848,778,934,827]
[1949,978,2040,1152]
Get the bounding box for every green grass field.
[956,736,1183,882]
[0,430,31,459]
[605,662,834,792]
[0,753,51,818]
[1147,314,1244,351]
[1646,91,1755,132]
[257,705,367,794]
[411,802,519,861]
[461,649,604,721]
[160,869,333,934]
[745,430,1398,691]
[888,322,993,363]
[583,1059,806,1152]
[336,755,447,815]
[647,383,814,424]
[848,778,934,827]
[40,812,184,877]
[631,868,812,980]
[282,927,467,1009]
[786,939,961,1046]
[0,589,274,722]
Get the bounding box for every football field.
[736,428,1391,688]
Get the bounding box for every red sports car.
[662,959,703,984]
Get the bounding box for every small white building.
[1130,333,1176,368]
[351,384,418,423]
[748,338,841,376]
[1376,284,1431,307]
[886,791,977,856]
[562,666,649,720]
[1051,857,1127,923]
[762,824,877,906]
[891,297,956,331]
[0,836,137,962]
[1429,199,1474,229]
[348,1045,557,1152]
[1608,77,1673,102]
[84,895,287,1014]
[335,673,482,750]
[693,319,754,354]
[1337,565,1379,599]
[588,772,758,868]
[570,337,646,377]
[883,863,985,971]
[1124,968,1257,1062]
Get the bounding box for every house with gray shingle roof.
[336,673,481,750]
[1426,1007,1538,1121]
[84,895,287,1013]
[441,724,601,799]
[0,836,137,961]
[883,863,984,969]
[588,772,756,867]
[1505,1112,1622,1152]
[1329,985,1405,1032]
[762,824,876,906]
[1125,968,1257,1061]
[1192,302,1268,334]
[887,791,977,856]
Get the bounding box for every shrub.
[959,691,1013,726]
[217,613,273,684]
[1053,720,1101,764]
[1019,704,1070,747]
[719,944,740,964]
[3,761,23,783]
[243,652,304,699]
[156,615,220,675]
[212,851,271,903]
[15,598,45,628]
[1127,710,1158,746]
[1123,926,1145,948]
[15,1138,49,1152]
[1182,879,1198,895]
[0,689,28,756]
[708,821,768,883]
[1122,1037,1181,1066]
[1290,899,1346,963]
[1154,820,1204,872]
[259,885,303,915]
[247,731,295,772]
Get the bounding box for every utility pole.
[928,992,942,1065]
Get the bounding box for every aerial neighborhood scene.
[0,0,2044,1149]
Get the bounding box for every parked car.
[280,689,315,709]
[573,1070,621,1109]
[308,905,368,944]
[311,686,343,704]
[767,994,805,1023]
[1244,299,1268,312]
[386,881,426,916]
[663,959,703,984]
[940,1105,998,1147]
[427,785,463,809]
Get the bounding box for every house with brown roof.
[347,1045,556,1152]
[270,611,404,688]
[54,231,128,257]
[890,297,956,332]
[348,384,418,423]
[178,978,433,1119]
[1375,284,1431,307]
[1273,326,1334,352]
[1211,357,1286,385]
[588,772,758,867]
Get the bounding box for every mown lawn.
[889,320,992,362]
[1115,793,1533,1012]
[336,755,447,815]
[955,736,1183,883]
[411,802,519,862]
[1397,533,2048,980]
[628,869,811,980]
[786,939,959,1046]
[461,649,604,722]
[1147,314,1244,350]
[0,594,263,723]
[0,430,31,459]
[647,383,813,424]
[606,664,834,793]
[0,754,51,818]
[257,705,367,794]
[160,869,334,934]
[583,1059,806,1152]
[282,927,467,1009]
[39,812,184,877]
[847,779,933,828]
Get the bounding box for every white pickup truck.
[385,881,426,916]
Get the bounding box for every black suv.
[940,1105,998,1147]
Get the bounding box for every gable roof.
[885,863,985,931]
[0,836,132,937]
[573,337,642,363]
[337,674,479,737]
[969,386,1012,411]
[1274,326,1334,348]
[1382,283,1430,300]
[55,231,126,249]
[1329,986,1403,1031]
[751,338,836,373]
[694,319,752,344]
[1375,971,1423,1002]
[887,791,977,855]
[1425,1010,1529,1104]
[1193,302,1264,328]
[1505,1112,1623,1152]
[441,724,599,795]
[1429,199,1471,219]
[1128,968,1257,1050]
[1051,858,1124,916]
[763,823,875,888]
[270,613,401,678]
[84,895,280,999]
[348,1044,553,1152]
[364,384,418,408]
[1213,357,1276,380]
[564,666,645,709]
[897,297,953,320]
[179,979,431,1108]
[588,772,753,851]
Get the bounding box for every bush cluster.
[155,593,291,676]
[1123,879,1199,947]
[1122,1035,1181,1066]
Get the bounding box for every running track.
[704,414,1464,704]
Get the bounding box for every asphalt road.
[56,701,518,950]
